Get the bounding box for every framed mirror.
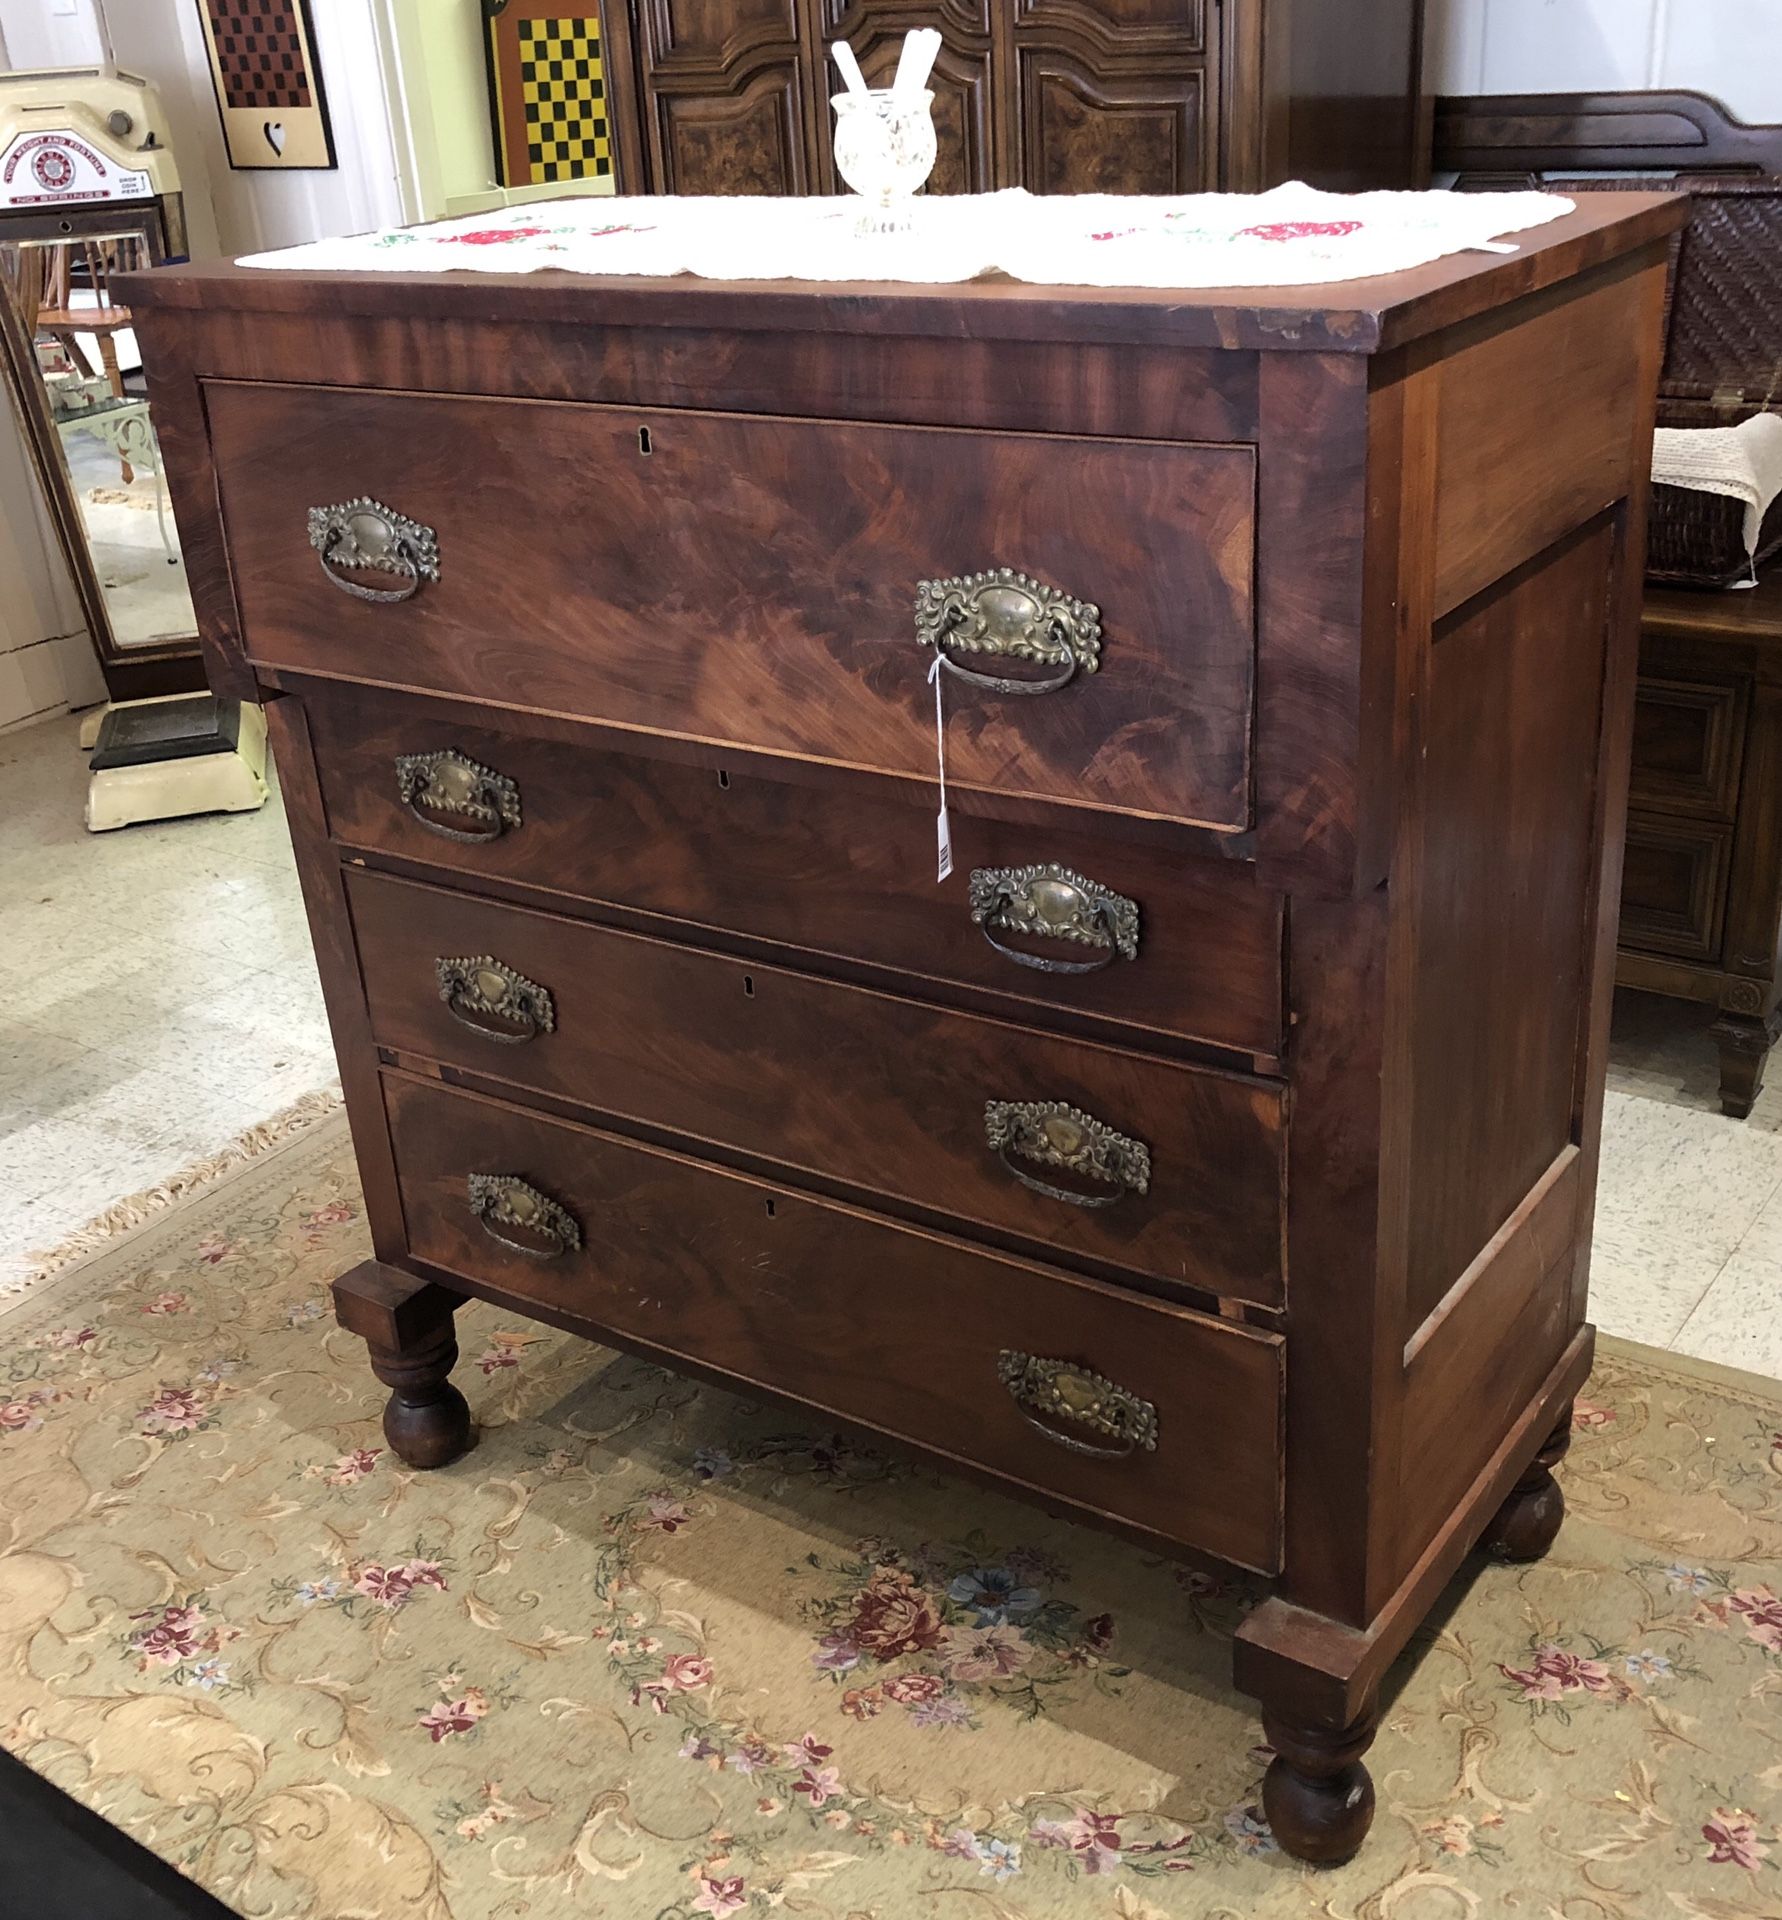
[0,205,205,701]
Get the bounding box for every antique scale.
[0,65,266,830]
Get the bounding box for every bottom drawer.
[1619,814,1731,962]
[384,1073,1284,1573]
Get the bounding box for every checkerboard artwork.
[491,11,612,187]
[202,0,315,112]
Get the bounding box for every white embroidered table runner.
[236,183,1574,290]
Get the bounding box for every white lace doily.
[236,183,1574,291]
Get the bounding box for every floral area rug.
[2,1111,1779,1919]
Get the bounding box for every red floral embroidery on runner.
[443,222,654,247]
[444,226,551,246]
[1237,219,1364,243]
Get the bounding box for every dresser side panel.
[261,697,410,1264]
[129,316,254,704]
[1390,238,1663,1565]
[1401,525,1613,1337]
[1430,252,1670,619]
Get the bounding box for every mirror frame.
[0,202,205,702]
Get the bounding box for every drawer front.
[349,869,1285,1307]
[384,1072,1284,1571]
[1628,675,1745,821]
[210,383,1257,831]
[1618,814,1731,962]
[309,694,1284,1059]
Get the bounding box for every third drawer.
[347,867,1286,1308]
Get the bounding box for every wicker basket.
[1547,173,1782,588]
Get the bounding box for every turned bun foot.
[379,1354,474,1469]
[1260,1710,1377,1864]
[1480,1407,1571,1563]
[331,1260,475,1470]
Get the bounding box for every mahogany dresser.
[124,190,1680,1864]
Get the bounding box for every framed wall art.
[195,0,336,171]
[483,0,613,190]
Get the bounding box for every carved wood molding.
[639,0,802,76]
[822,0,989,41]
[1435,88,1782,178]
[1015,0,1208,61]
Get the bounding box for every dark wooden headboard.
[1434,89,1782,181]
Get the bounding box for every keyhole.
[716,768,730,790]
[764,1198,776,1218]
[637,426,653,455]
[742,975,755,998]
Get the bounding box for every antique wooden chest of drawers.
[124,191,1680,1863]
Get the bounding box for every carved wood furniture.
[1435,88,1782,182]
[1438,90,1782,1113]
[596,0,1431,199]
[1623,575,1782,1114]
[123,189,1679,1862]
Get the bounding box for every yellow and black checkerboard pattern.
[517,16,611,185]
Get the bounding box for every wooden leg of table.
[1710,1010,1776,1121]
[1478,1406,1571,1562]
[1259,1702,1378,1865]
[96,336,133,482]
[330,1259,473,1469]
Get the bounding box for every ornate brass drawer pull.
[915,567,1102,694]
[309,496,439,603]
[984,1099,1150,1208]
[969,864,1139,974]
[997,1350,1158,1459]
[467,1174,581,1260]
[435,956,554,1044]
[394,749,521,844]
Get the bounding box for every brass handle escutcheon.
[467,1174,581,1260]
[984,1100,1150,1208]
[436,956,554,1044]
[394,749,521,844]
[309,496,439,604]
[969,864,1139,975]
[915,568,1102,694]
[997,1350,1158,1459]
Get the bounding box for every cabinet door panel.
[1014,0,1207,55]
[1009,0,1214,195]
[1018,54,1209,194]
[652,61,811,192]
[634,0,812,193]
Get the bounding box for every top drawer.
[206,384,1257,831]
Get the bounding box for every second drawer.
[348,869,1286,1307]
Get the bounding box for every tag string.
[928,650,949,822]
[928,650,953,883]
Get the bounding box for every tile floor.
[1,708,1778,1375]
[1,712,336,1279]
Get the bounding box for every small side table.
[1617,568,1782,1115]
[53,395,178,564]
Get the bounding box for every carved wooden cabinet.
[598,0,1431,198]
[1618,575,1782,1115]
[124,189,1678,1863]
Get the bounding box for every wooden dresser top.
[125,192,1682,355]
